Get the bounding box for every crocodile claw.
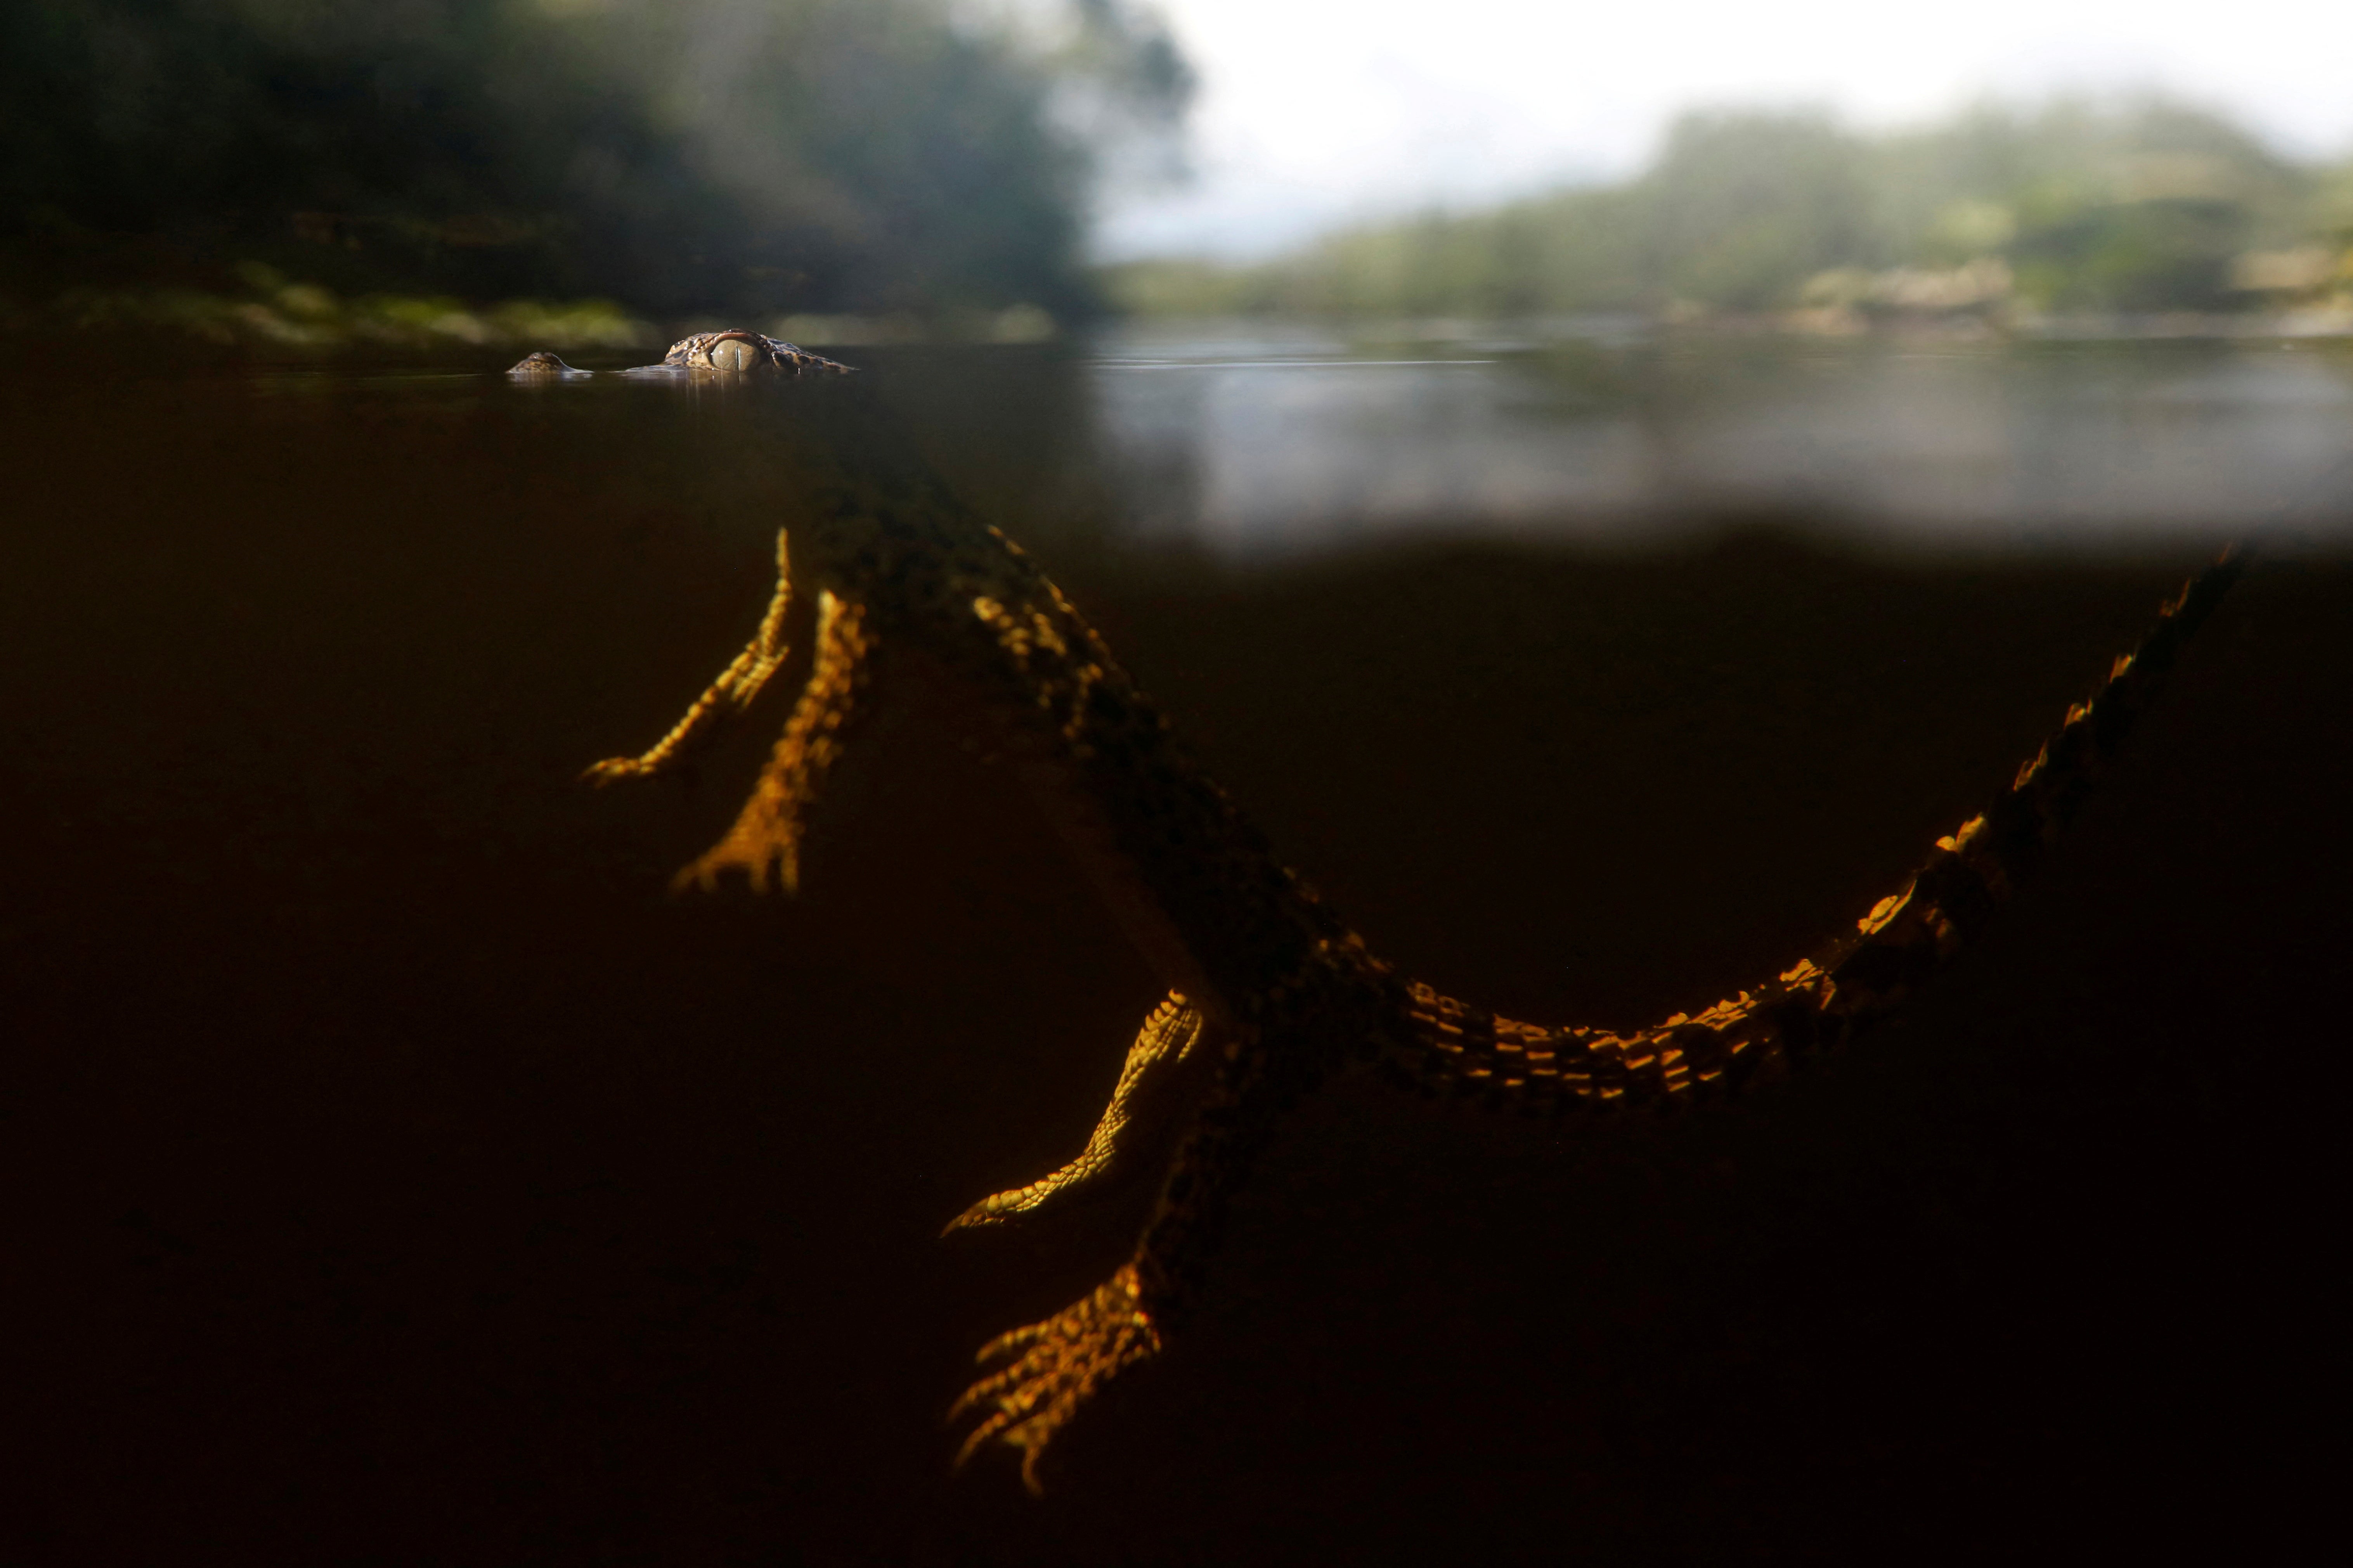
[949,1263,1163,1495]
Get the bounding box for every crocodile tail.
[1396,546,2249,1112]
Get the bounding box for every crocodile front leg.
[676,586,876,894]
[584,530,795,785]
[944,992,1213,1233]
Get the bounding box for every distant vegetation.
[1107,98,2353,329]
[0,0,1190,337]
[15,14,2348,346]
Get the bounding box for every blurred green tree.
[1641,109,1877,310]
[0,0,1191,320]
[1106,95,2332,324]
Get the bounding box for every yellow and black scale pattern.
[567,335,2245,1494]
[1393,551,2242,1107]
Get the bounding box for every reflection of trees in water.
[837,345,1163,573]
[1074,336,2353,552]
[1087,362,1215,547]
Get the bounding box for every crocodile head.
[506,331,855,379]
[506,350,589,377]
[658,331,855,376]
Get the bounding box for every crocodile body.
[568,334,2244,1492]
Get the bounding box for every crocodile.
[507,329,855,378]
[557,331,2245,1493]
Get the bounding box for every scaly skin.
[655,330,857,376]
[575,332,2246,1494]
[506,331,854,379]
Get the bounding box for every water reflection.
[47,327,2348,566]
[1087,325,2353,554]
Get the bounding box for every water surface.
[1084,324,2353,553]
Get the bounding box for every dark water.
[2,343,2342,1561]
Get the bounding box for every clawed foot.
[670,829,801,895]
[656,588,869,895]
[581,531,797,789]
[589,585,872,897]
[586,749,807,890]
[950,1263,1163,1494]
[582,754,657,787]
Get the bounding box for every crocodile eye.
[708,337,760,371]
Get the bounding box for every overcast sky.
[1093,0,2353,260]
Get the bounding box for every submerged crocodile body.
[550,332,2244,1492]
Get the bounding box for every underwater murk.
[1,334,2341,1562]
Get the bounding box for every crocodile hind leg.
[948,1066,1255,1497]
[584,529,795,785]
[944,992,1210,1233]
[952,986,1334,1493]
[675,587,877,893]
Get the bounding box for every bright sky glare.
[1095,0,2353,260]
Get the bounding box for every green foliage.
[51,261,653,350]
[1112,96,2347,323]
[0,0,1191,320]
[1643,110,1877,310]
